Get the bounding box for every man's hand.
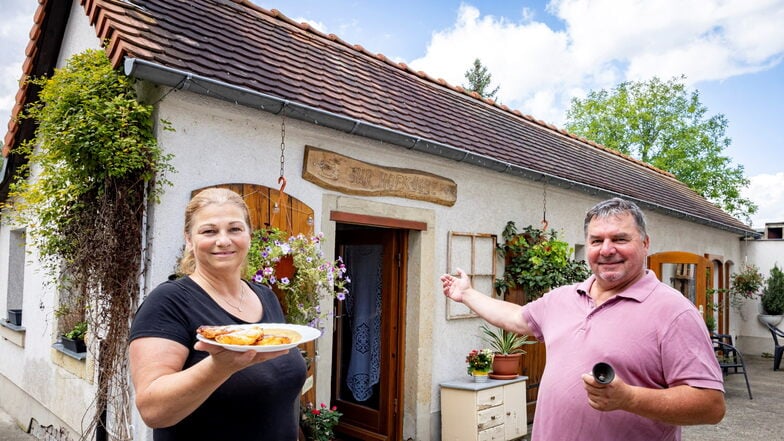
[440,268,471,302]
[582,372,631,412]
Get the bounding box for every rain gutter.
[123,58,753,236]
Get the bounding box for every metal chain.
[279,116,286,179]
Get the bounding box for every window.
[6,229,26,319]
[446,231,497,319]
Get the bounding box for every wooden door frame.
[321,195,436,440]
[648,251,712,316]
[705,254,727,334]
[332,225,408,441]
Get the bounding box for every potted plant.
[480,324,535,378]
[7,309,22,326]
[301,402,342,441]
[759,264,784,326]
[61,321,88,353]
[729,264,764,312]
[465,349,494,382]
[494,222,591,303]
[246,227,349,327]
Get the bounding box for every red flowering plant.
[301,402,342,441]
[466,348,494,375]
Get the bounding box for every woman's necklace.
[202,277,247,312]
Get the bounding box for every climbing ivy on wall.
[3,48,172,440]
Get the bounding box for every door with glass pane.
[648,251,711,317]
[332,226,406,441]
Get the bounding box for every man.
[441,198,725,440]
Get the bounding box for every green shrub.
[761,265,784,315]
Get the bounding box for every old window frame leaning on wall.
[446,231,497,319]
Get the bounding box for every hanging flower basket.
[246,227,349,326]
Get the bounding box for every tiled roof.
[2,0,752,233]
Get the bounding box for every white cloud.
[405,0,784,220]
[744,173,784,228]
[409,0,784,126]
[292,17,329,34]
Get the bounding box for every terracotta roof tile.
[2,0,751,233]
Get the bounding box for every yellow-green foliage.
[6,48,171,263]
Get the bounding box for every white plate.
[196,323,322,352]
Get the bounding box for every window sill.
[52,342,87,361]
[0,320,25,346]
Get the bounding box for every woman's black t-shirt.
[129,276,308,441]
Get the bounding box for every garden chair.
[763,322,784,371]
[711,333,736,372]
[711,337,752,399]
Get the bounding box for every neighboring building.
[738,221,784,355]
[0,1,757,440]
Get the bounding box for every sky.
[1,0,783,228]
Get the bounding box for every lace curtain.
[344,244,382,402]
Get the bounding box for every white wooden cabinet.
[440,376,528,440]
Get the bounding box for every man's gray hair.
[584,198,648,238]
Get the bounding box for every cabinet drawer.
[477,388,503,409]
[478,424,505,441]
[477,404,504,430]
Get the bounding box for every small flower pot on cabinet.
[7,309,22,326]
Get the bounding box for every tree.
[463,58,499,101]
[564,76,756,223]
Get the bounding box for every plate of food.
[196,323,321,352]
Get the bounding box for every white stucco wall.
[735,239,784,355]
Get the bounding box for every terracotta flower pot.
[490,353,522,379]
[276,255,296,279]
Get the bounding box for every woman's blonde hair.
[177,188,253,275]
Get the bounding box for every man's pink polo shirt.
[521,270,724,441]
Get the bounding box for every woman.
[129,188,307,440]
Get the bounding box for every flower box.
[61,335,86,353]
[7,309,22,326]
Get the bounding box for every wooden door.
[192,183,317,405]
[648,251,712,317]
[332,226,406,441]
[506,287,545,424]
[705,254,727,334]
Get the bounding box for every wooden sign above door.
[302,146,457,206]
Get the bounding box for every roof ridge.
[246,4,675,181]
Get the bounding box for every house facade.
[0,1,758,440]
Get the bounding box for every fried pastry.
[255,335,292,346]
[258,328,302,345]
[214,326,264,345]
[197,324,302,346]
[196,324,249,339]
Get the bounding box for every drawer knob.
[490,395,496,400]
